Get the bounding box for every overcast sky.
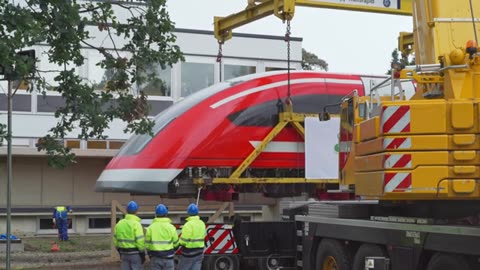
[166,0,413,75]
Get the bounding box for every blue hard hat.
[127,201,138,213]
[155,204,168,216]
[187,203,199,215]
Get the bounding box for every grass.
[22,235,111,252]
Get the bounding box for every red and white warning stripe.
[384,172,412,192]
[383,137,411,150]
[381,106,411,133]
[175,224,237,254]
[205,225,236,254]
[384,154,412,169]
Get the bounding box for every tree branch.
[112,2,135,18]
[112,2,146,15]
[37,69,63,73]
[100,7,120,58]
[12,78,24,96]
[79,6,102,13]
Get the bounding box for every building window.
[181,62,214,97]
[87,140,107,149]
[37,95,66,113]
[65,140,81,149]
[84,50,132,92]
[224,65,256,80]
[138,65,172,97]
[89,218,109,229]
[38,46,75,89]
[109,141,125,149]
[266,67,289,71]
[39,218,73,230]
[88,217,119,229]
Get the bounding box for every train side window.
[227,94,343,127]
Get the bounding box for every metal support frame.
[214,0,413,42]
[193,104,338,185]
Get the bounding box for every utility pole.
[5,79,12,270]
[1,49,35,270]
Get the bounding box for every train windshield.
[117,81,234,156]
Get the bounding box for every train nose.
[95,168,183,194]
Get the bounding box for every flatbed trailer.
[283,202,480,270]
[181,201,480,270]
[170,221,297,270]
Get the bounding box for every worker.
[114,201,146,270]
[178,203,206,270]
[146,204,179,270]
[52,205,72,241]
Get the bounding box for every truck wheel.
[257,256,282,270]
[206,255,240,270]
[352,244,387,270]
[316,239,351,270]
[427,253,471,270]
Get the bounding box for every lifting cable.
[284,19,301,179]
[217,40,224,82]
[468,0,479,47]
[285,20,292,104]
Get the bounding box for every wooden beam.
[207,202,230,223]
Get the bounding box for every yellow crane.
[212,0,480,201]
[207,3,480,270]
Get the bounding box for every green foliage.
[0,0,184,168]
[302,48,328,71]
[387,48,415,74]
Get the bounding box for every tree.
[302,48,328,71]
[0,0,184,168]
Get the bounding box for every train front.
[95,79,238,196]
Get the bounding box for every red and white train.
[96,71,399,198]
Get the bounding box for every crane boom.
[214,0,413,42]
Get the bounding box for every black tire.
[427,253,471,270]
[205,255,240,270]
[352,244,387,270]
[316,239,351,270]
[257,255,283,270]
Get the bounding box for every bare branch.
[100,7,120,58]
[80,40,106,55]
[12,79,22,96]
[112,2,146,15]
[79,6,102,13]
[37,69,63,73]
[112,2,136,18]
[106,25,120,58]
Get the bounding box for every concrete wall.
[0,157,112,207]
[0,156,278,208]
[0,156,271,236]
